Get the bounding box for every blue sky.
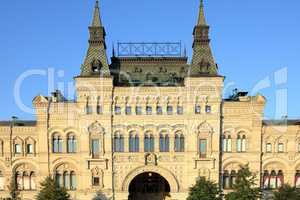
[0,0,299,120]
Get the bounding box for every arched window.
[15,144,22,154]
[70,171,76,190]
[0,171,4,190]
[237,135,242,152]
[16,172,22,190]
[223,170,230,189]
[199,139,207,158]
[159,134,169,152]
[295,170,300,188]
[86,97,92,115]
[175,133,185,152]
[63,171,70,189]
[278,143,284,153]
[266,143,272,153]
[53,134,63,153]
[222,135,227,152]
[230,170,237,187]
[177,105,183,115]
[30,172,36,190]
[26,144,34,154]
[144,134,154,152]
[129,133,139,152]
[264,170,284,189]
[55,172,63,188]
[167,105,173,115]
[241,135,246,152]
[67,134,77,153]
[23,172,30,190]
[227,135,232,152]
[96,97,102,115]
[146,105,152,115]
[195,104,201,114]
[114,134,124,152]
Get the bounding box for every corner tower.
[80,0,110,76]
[190,0,218,76]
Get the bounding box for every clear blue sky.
[0,0,299,120]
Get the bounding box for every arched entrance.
[128,172,171,200]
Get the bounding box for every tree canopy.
[36,176,70,200]
[187,177,222,200]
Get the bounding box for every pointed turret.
[80,0,110,77]
[190,0,218,76]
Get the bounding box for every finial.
[197,0,207,25]
[91,0,102,27]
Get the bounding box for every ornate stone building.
[0,1,299,200]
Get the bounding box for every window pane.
[177,106,183,115]
[115,106,121,115]
[266,143,272,153]
[136,106,142,115]
[199,139,207,158]
[92,139,100,157]
[70,173,76,190]
[278,143,284,152]
[135,136,139,152]
[167,106,173,115]
[205,105,211,113]
[15,144,21,154]
[97,105,102,114]
[156,106,163,115]
[144,136,149,152]
[125,106,132,115]
[195,105,201,114]
[146,106,152,115]
[150,136,155,152]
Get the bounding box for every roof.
[263,120,300,126]
[0,120,37,127]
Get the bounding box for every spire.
[80,0,110,77]
[190,0,218,76]
[91,0,102,27]
[197,0,207,26]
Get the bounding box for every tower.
[190,0,218,76]
[80,0,110,76]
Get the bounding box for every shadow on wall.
[93,191,112,200]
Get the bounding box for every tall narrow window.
[63,172,70,189]
[144,135,150,152]
[27,144,34,154]
[0,171,4,190]
[159,134,169,152]
[195,105,201,114]
[114,135,124,152]
[136,106,142,115]
[177,106,183,115]
[15,144,22,154]
[55,172,62,188]
[146,106,152,115]
[86,97,92,115]
[70,171,76,190]
[129,134,139,153]
[167,105,173,115]
[115,106,121,115]
[67,135,76,153]
[295,171,300,188]
[237,135,242,152]
[241,135,246,152]
[222,135,227,152]
[278,143,284,153]
[223,171,230,189]
[199,139,207,158]
[175,134,185,152]
[125,105,132,115]
[227,136,232,152]
[91,139,100,158]
[156,106,163,115]
[96,105,102,115]
[263,170,270,189]
[266,143,272,153]
[205,105,211,113]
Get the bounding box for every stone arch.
[262,159,288,171]
[122,166,179,193]
[222,157,248,171]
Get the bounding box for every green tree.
[36,176,70,200]
[8,174,20,200]
[273,184,300,200]
[225,165,261,200]
[187,177,222,200]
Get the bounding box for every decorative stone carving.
[89,121,105,134]
[145,153,157,166]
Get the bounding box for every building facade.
[0,1,299,200]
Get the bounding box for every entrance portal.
[128,172,171,200]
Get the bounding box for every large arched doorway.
[128,172,171,200]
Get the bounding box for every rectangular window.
[115,106,121,115]
[146,106,152,115]
[91,139,100,158]
[205,105,212,113]
[195,105,201,114]
[97,105,102,114]
[27,144,33,154]
[92,177,100,186]
[199,139,207,158]
[136,106,142,115]
[125,106,132,115]
[177,106,183,115]
[278,143,284,153]
[86,106,93,115]
[266,143,272,153]
[167,106,173,115]
[156,106,163,115]
[15,144,21,154]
